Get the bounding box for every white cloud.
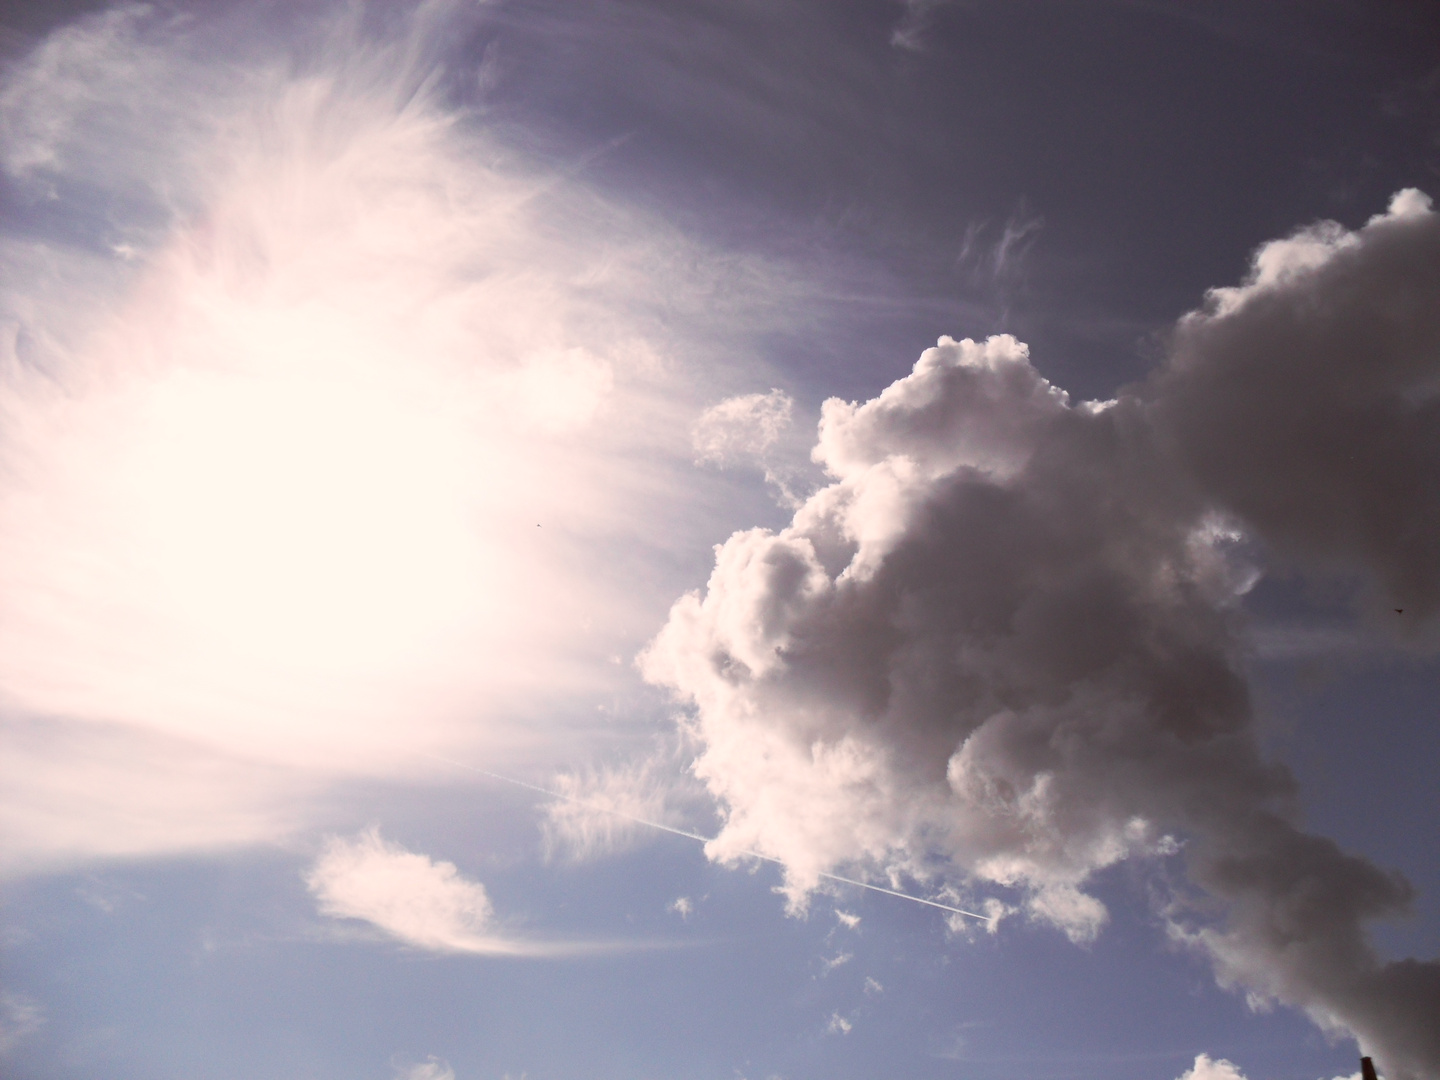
[833,909,860,929]
[967,897,1016,937]
[1177,1054,1249,1080]
[307,829,495,953]
[306,828,584,958]
[820,951,852,974]
[397,1057,456,1080]
[889,0,953,52]
[541,746,710,863]
[0,0,795,870]
[669,896,694,919]
[693,389,794,466]
[825,1011,852,1036]
[0,992,42,1053]
[643,194,1440,1076]
[863,976,883,996]
[692,388,808,506]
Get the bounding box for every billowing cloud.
[0,1,793,869]
[643,194,1440,1077]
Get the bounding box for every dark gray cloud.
[645,193,1440,1078]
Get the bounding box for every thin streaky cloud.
[421,752,992,921]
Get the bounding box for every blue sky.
[1,3,1437,1080]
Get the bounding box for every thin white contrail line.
[419,751,990,922]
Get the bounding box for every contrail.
[418,752,991,922]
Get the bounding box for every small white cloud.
[890,0,951,51]
[1379,186,1431,220]
[0,992,43,1053]
[74,875,145,913]
[820,951,852,974]
[863,976,883,996]
[825,1011,853,1035]
[1177,1054,1250,1080]
[306,829,624,958]
[833,909,860,930]
[669,896,694,919]
[541,745,711,863]
[542,763,670,861]
[982,897,1016,932]
[397,1057,455,1080]
[692,389,793,467]
[307,829,499,954]
[946,896,1016,939]
[1025,883,1108,944]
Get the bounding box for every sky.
[0,2,1437,1079]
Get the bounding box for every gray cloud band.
[644,192,1440,1079]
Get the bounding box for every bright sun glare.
[0,45,691,773]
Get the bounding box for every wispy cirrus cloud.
[0,0,798,871]
[394,1058,456,1080]
[0,992,43,1054]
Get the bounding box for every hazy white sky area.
[0,0,803,868]
[1,3,1437,1080]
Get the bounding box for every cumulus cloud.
[644,194,1440,1077]
[1177,1054,1249,1080]
[0,0,793,868]
[1152,188,1440,627]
